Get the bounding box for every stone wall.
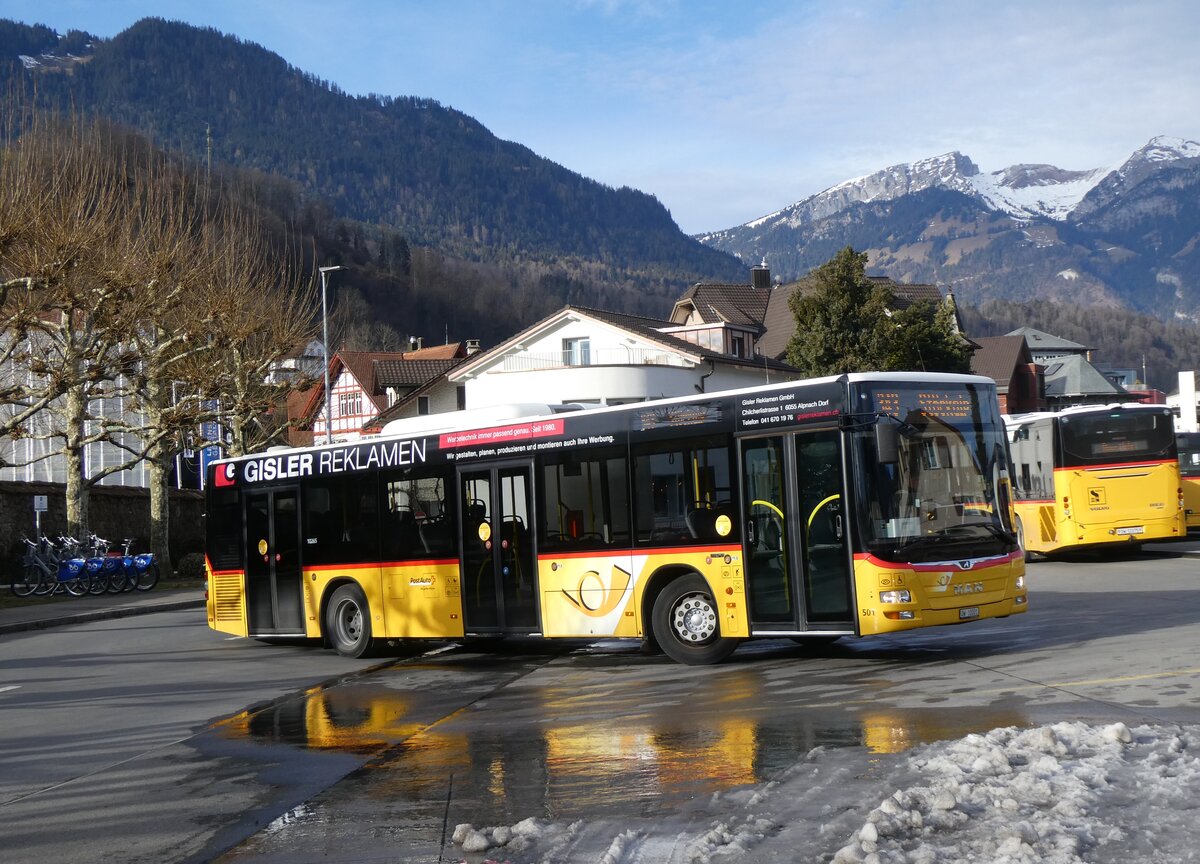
[1,481,204,574]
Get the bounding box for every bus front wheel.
[651,574,739,666]
[326,584,377,658]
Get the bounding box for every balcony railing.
[500,348,690,372]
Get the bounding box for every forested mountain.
[1,17,745,344]
[7,16,1200,391]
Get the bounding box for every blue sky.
[3,1,1198,234]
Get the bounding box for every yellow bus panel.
[537,546,748,639]
[852,551,1027,636]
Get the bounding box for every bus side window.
[538,446,630,551]
[381,466,455,559]
[632,437,736,546]
[305,475,380,565]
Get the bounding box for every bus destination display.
[873,389,974,421]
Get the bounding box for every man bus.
[1006,404,1184,556]
[205,372,1026,665]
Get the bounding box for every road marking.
[0,685,20,694]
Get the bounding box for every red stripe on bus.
[304,558,459,572]
[853,550,1021,571]
[539,544,741,560]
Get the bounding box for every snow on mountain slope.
[701,137,1200,240]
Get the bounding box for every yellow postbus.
[205,372,1027,665]
[1005,404,1184,556]
[1176,431,1200,532]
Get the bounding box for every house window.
[730,334,745,357]
[563,337,591,366]
[337,391,362,418]
[456,386,466,410]
[418,395,431,415]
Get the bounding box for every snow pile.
[831,721,1200,864]
[449,722,1200,863]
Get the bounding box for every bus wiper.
[894,531,974,554]
[969,522,1019,544]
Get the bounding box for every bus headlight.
[1015,575,1025,590]
[880,590,911,604]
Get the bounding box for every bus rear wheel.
[651,574,739,666]
[326,584,376,658]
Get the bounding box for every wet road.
[218,545,1200,863]
[3,546,1199,863]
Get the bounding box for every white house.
[446,305,799,410]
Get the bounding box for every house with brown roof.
[301,342,473,443]
[671,261,958,362]
[969,335,1044,414]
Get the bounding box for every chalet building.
[303,341,472,444]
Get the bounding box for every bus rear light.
[880,590,911,604]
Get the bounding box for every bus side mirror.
[876,422,899,464]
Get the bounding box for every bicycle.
[116,538,160,592]
[11,539,47,597]
[22,536,89,597]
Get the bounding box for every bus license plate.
[1115,526,1145,536]
[959,607,980,620]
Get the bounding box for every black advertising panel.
[734,380,844,432]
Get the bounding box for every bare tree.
[0,109,143,536]
[195,210,316,458]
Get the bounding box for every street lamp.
[318,265,345,444]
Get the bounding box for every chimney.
[466,338,482,355]
[408,336,419,351]
[751,258,770,291]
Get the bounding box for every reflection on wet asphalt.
[211,634,1035,862]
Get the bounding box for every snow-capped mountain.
[697,137,1200,323]
[703,136,1200,246]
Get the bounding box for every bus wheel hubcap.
[672,594,716,642]
[340,604,362,640]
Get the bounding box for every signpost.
[33,494,47,537]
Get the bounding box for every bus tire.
[325,584,377,659]
[1015,516,1044,562]
[651,574,739,666]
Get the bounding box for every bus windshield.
[849,382,1017,564]
[1058,408,1175,468]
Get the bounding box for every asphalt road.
[2,544,1198,863]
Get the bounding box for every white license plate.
[1115,526,1145,536]
[959,607,980,620]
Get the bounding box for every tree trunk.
[147,447,173,577]
[63,386,89,539]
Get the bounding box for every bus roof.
[1004,403,1173,425]
[215,371,997,465]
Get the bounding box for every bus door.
[741,431,853,631]
[459,465,539,632]
[244,487,305,635]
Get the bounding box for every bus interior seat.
[418,518,450,554]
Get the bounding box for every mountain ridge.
[698,137,1200,326]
